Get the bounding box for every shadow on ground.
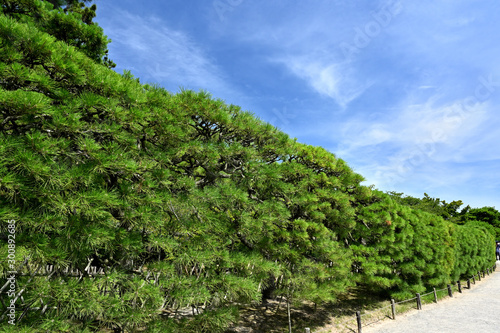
[225,286,390,333]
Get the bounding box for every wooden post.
[287,297,292,333]
[416,293,422,310]
[391,299,396,320]
[483,271,486,278]
[478,272,481,281]
[433,287,438,303]
[472,275,476,284]
[467,279,471,289]
[457,281,462,293]
[356,311,362,333]
[447,284,453,297]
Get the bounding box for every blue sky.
[94,0,500,209]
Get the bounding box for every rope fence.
[356,303,394,331]
[393,296,417,305]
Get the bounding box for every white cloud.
[277,56,371,107]
[444,17,476,28]
[98,8,231,95]
[343,95,489,152]
[206,1,385,107]
[336,93,494,194]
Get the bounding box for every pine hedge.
[352,190,494,299]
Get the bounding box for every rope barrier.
[359,303,393,318]
[312,314,357,333]
[361,314,391,327]
[394,296,417,305]
[419,290,435,297]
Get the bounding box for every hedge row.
[353,190,495,299]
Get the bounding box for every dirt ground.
[225,286,392,332]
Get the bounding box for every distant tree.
[48,0,97,26]
[442,200,465,220]
[462,207,500,239]
[387,192,465,223]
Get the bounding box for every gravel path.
[364,264,500,333]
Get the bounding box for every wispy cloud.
[277,56,372,108]
[97,7,231,95]
[207,1,398,107]
[339,95,492,191]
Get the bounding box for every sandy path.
[363,264,500,333]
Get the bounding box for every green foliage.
[461,206,500,239]
[352,190,493,300]
[464,220,497,239]
[1,0,115,67]
[388,192,500,247]
[451,222,496,280]
[387,191,466,223]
